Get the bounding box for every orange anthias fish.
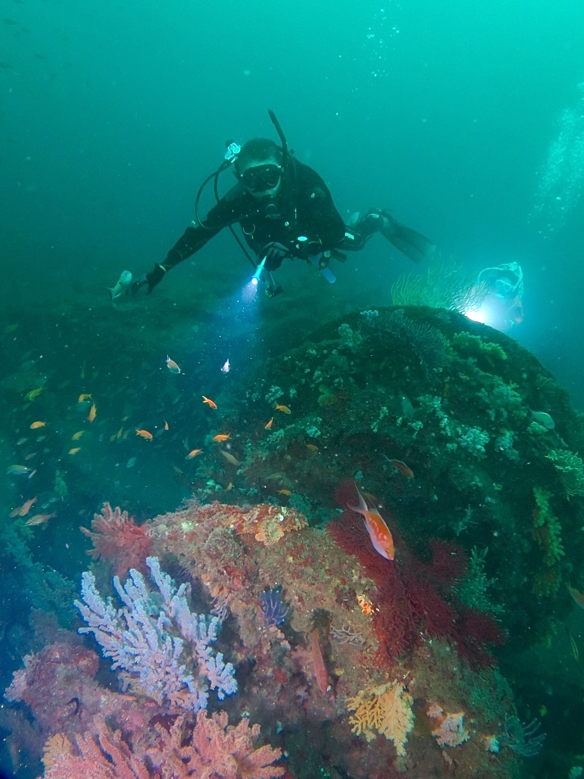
[264,418,274,430]
[387,457,414,479]
[212,433,230,442]
[348,486,395,561]
[78,393,92,403]
[30,421,46,429]
[186,448,203,459]
[88,403,97,422]
[136,429,153,441]
[275,404,291,414]
[164,420,169,431]
[202,396,217,409]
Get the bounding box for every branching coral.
[42,710,284,779]
[80,502,152,577]
[347,681,414,756]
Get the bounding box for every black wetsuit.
[162,158,373,274]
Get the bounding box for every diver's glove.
[131,263,167,295]
[261,242,291,271]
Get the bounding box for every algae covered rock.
[210,305,584,649]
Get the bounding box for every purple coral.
[74,556,237,712]
[262,586,290,627]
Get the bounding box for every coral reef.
[8,302,584,778]
[194,304,584,651]
[3,498,524,779]
[75,556,237,711]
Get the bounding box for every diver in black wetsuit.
[132,112,435,298]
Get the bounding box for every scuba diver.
[131,111,436,298]
[468,262,525,331]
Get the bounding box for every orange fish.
[278,489,291,496]
[306,444,319,452]
[136,429,153,441]
[212,434,230,442]
[78,393,92,402]
[30,421,46,429]
[71,431,84,440]
[348,486,395,561]
[9,496,37,517]
[164,420,169,431]
[69,447,81,454]
[568,584,584,610]
[275,404,291,414]
[265,418,274,430]
[25,512,56,527]
[88,403,97,422]
[166,355,181,374]
[202,396,217,409]
[186,448,203,459]
[387,457,414,479]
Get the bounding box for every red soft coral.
[328,509,503,670]
[80,502,152,577]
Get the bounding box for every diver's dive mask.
[241,163,282,193]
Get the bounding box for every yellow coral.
[347,681,414,756]
[42,732,72,771]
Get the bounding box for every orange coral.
[347,681,414,756]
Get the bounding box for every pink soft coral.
[148,711,284,779]
[42,714,149,779]
[80,502,152,577]
[41,711,284,779]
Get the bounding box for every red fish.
[348,486,395,561]
[311,628,329,694]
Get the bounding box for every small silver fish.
[221,358,230,374]
[221,450,240,466]
[531,410,555,430]
[7,464,30,475]
[107,270,133,301]
[166,355,181,374]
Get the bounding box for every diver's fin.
[380,211,435,264]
